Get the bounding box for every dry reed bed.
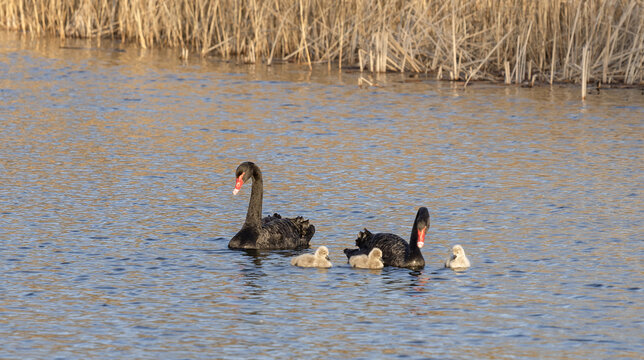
[2,0,643,86]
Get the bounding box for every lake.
[1,30,642,359]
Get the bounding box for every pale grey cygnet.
[445,244,470,269]
[349,248,384,269]
[291,246,332,268]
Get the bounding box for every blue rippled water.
[1,31,642,359]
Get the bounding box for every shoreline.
[2,0,642,94]
[3,27,642,97]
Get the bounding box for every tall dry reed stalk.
[1,0,642,87]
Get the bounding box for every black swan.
[290,246,332,268]
[344,207,429,269]
[229,161,315,250]
[445,244,471,269]
[348,247,384,269]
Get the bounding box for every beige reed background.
[1,0,642,86]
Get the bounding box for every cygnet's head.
[369,248,382,259]
[315,246,330,260]
[452,244,465,258]
[446,244,470,269]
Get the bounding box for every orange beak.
[417,227,426,248]
[233,173,244,195]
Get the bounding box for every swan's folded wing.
[262,213,282,225]
[258,216,313,249]
[359,233,409,267]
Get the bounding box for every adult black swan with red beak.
[229,162,315,250]
[344,207,429,269]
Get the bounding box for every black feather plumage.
[344,207,429,269]
[229,162,315,250]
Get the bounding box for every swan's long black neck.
[244,166,263,228]
[409,220,423,256]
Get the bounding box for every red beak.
[233,174,244,195]
[417,227,426,248]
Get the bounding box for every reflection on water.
[1,31,643,359]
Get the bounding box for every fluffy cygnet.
[445,244,471,269]
[290,246,332,268]
[349,248,384,269]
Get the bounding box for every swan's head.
[233,162,255,195]
[315,246,330,260]
[415,207,430,248]
[452,244,465,258]
[369,248,382,259]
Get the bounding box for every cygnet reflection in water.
[290,246,332,268]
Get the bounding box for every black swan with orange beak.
[229,162,315,250]
[344,207,429,269]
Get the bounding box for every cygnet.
[445,244,470,269]
[291,246,332,268]
[349,248,384,269]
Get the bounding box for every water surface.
[1,31,642,359]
